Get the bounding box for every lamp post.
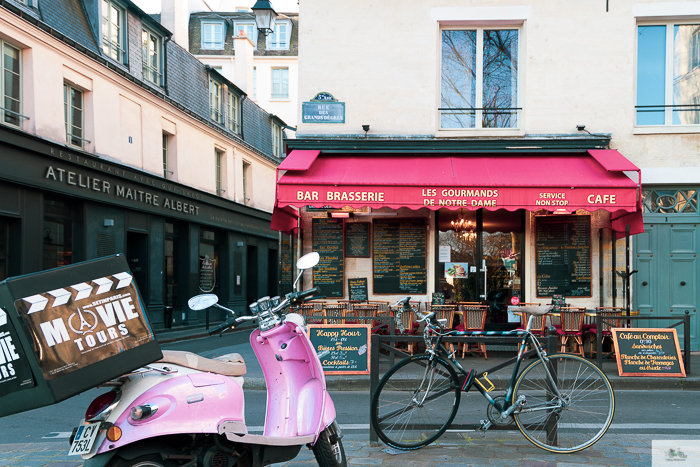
[252,0,277,36]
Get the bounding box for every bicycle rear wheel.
[370,354,460,450]
[513,353,614,453]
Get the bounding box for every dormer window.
[210,78,223,124]
[142,28,162,85]
[102,0,126,64]
[233,21,258,49]
[266,21,291,50]
[202,20,226,50]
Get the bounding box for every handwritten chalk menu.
[312,218,344,297]
[345,223,370,257]
[373,218,427,294]
[308,324,371,374]
[535,216,591,297]
[612,328,686,377]
[348,278,368,302]
[281,235,293,294]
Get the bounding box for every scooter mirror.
[296,252,320,271]
[188,294,219,311]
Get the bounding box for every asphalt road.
[1,332,699,445]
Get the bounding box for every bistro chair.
[456,304,489,359]
[427,303,457,353]
[589,307,623,358]
[353,303,381,333]
[300,301,326,325]
[324,302,347,325]
[388,302,418,355]
[556,307,586,356]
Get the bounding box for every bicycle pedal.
[477,420,491,432]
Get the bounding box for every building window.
[43,196,74,270]
[637,23,700,125]
[64,83,85,148]
[142,28,162,85]
[228,92,240,134]
[210,78,222,123]
[163,132,174,179]
[102,0,126,63]
[201,20,225,49]
[271,68,289,99]
[642,189,698,213]
[233,22,258,49]
[272,122,282,157]
[1,40,22,128]
[215,149,225,196]
[266,21,290,50]
[440,28,519,129]
[242,161,250,205]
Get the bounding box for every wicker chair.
[589,307,623,358]
[300,301,326,324]
[557,307,586,356]
[324,303,347,325]
[457,304,489,359]
[427,304,457,352]
[353,303,381,332]
[388,302,418,355]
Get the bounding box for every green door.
[634,220,699,350]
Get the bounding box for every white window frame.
[635,21,700,128]
[163,132,174,179]
[271,67,289,100]
[242,160,251,205]
[1,39,23,129]
[215,149,225,196]
[201,20,226,50]
[228,91,240,134]
[266,20,292,50]
[64,83,86,148]
[439,26,521,131]
[233,21,258,49]
[210,78,222,124]
[272,122,282,157]
[142,27,163,86]
[102,0,127,64]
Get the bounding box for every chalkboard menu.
[345,223,370,257]
[535,216,591,297]
[308,324,371,374]
[348,278,368,302]
[373,218,427,294]
[612,328,686,377]
[312,218,344,298]
[281,235,293,294]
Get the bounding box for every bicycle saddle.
[511,305,553,316]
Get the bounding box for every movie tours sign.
[0,308,34,397]
[15,271,154,380]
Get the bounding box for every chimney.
[233,32,255,96]
[161,0,189,47]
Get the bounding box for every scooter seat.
[158,350,247,377]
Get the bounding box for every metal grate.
[97,233,116,257]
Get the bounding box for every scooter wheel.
[111,454,178,467]
[312,428,347,467]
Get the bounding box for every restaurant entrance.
[438,209,525,325]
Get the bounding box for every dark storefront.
[0,126,278,328]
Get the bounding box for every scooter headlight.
[130,404,158,421]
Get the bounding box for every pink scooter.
[71,252,346,467]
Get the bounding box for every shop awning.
[270,205,300,235]
[273,150,644,235]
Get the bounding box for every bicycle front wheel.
[370,354,460,450]
[513,353,614,453]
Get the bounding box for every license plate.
[68,422,101,456]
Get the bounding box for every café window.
[440,28,519,129]
[199,229,219,295]
[438,209,523,325]
[43,196,74,270]
[637,23,700,126]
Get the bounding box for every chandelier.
[451,212,476,241]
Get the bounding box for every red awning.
[276,152,640,214]
[278,150,320,171]
[270,205,299,235]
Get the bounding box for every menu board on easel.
[345,222,370,257]
[312,218,344,298]
[373,218,427,294]
[536,215,591,297]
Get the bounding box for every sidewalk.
[0,433,688,467]
[155,324,700,391]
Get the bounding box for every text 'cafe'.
[272,143,643,330]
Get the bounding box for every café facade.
[273,137,644,328]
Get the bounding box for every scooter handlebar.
[208,318,237,336]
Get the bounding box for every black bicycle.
[370,298,615,453]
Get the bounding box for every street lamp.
[252,0,277,36]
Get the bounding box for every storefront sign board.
[312,218,345,298]
[348,278,368,302]
[373,218,427,295]
[308,324,370,374]
[345,222,370,258]
[612,328,685,377]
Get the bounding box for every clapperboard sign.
[0,254,161,417]
[612,328,686,377]
[308,324,371,375]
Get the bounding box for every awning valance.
[275,150,640,214]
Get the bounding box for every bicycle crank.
[486,396,515,427]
